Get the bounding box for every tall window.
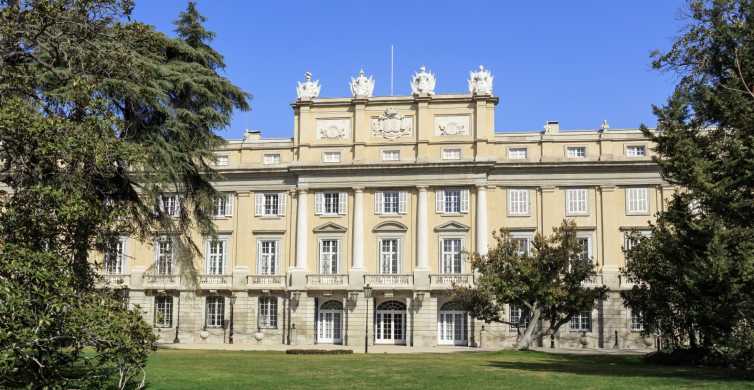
[441,238,463,274]
[206,296,225,328]
[509,305,530,330]
[379,238,400,274]
[159,194,180,217]
[212,193,233,217]
[206,239,226,275]
[626,145,646,157]
[154,296,173,328]
[104,238,125,274]
[382,150,400,161]
[576,235,592,263]
[156,237,173,275]
[319,239,339,274]
[437,189,469,214]
[255,192,285,217]
[257,240,278,275]
[626,188,649,214]
[510,233,532,256]
[508,148,528,160]
[508,189,529,216]
[566,189,588,215]
[315,192,347,215]
[258,297,278,328]
[630,309,643,332]
[570,311,592,331]
[566,146,586,158]
[375,191,407,215]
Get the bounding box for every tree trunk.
[516,307,541,350]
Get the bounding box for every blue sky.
[132,1,686,139]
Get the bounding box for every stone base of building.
[126,288,654,351]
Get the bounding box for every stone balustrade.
[306,274,349,289]
[429,273,474,289]
[247,274,287,289]
[364,274,414,289]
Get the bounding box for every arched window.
[375,301,407,345]
[318,300,343,344]
[320,300,343,311]
[377,301,406,311]
[438,301,468,346]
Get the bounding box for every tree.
[622,0,754,368]
[0,0,248,387]
[455,220,607,350]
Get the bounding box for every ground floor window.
[375,301,406,345]
[509,304,530,331]
[318,300,343,344]
[206,296,225,328]
[438,302,467,346]
[154,295,173,328]
[630,309,643,332]
[258,297,278,329]
[570,310,592,332]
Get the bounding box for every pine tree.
[622,0,754,368]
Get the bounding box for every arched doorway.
[438,301,468,346]
[317,300,343,344]
[375,301,406,345]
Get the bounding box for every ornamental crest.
[350,69,375,98]
[296,71,321,100]
[410,66,436,96]
[468,65,493,95]
[371,107,413,140]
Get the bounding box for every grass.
[144,349,754,389]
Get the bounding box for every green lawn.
[145,349,753,389]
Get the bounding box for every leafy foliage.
[0,0,248,387]
[622,0,754,369]
[455,220,606,349]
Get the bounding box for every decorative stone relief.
[350,69,375,98]
[468,65,493,95]
[434,115,470,136]
[296,71,320,100]
[410,66,436,96]
[370,107,413,140]
[316,118,350,140]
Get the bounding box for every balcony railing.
[306,274,349,288]
[247,274,287,289]
[198,274,233,289]
[364,274,413,289]
[98,273,130,287]
[582,274,604,288]
[429,273,474,289]
[143,273,180,289]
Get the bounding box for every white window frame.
[375,191,407,215]
[509,231,534,256]
[154,295,173,328]
[378,237,401,274]
[625,145,646,157]
[318,238,340,274]
[565,188,589,216]
[205,237,229,275]
[507,189,530,216]
[576,232,594,264]
[436,189,469,214]
[255,192,286,217]
[439,237,464,274]
[626,187,650,215]
[214,154,229,166]
[263,153,281,165]
[441,148,462,160]
[566,146,587,159]
[381,150,400,161]
[205,296,225,328]
[569,310,593,332]
[159,194,180,217]
[258,296,278,329]
[507,147,528,160]
[509,304,530,331]
[104,237,127,274]
[315,192,347,216]
[322,151,342,163]
[212,192,234,218]
[630,309,643,332]
[155,237,174,275]
[623,229,651,252]
[256,238,280,275]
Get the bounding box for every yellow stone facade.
[101,89,668,350]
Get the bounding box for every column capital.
[296,187,309,194]
[416,185,429,191]
[353,187,365,193]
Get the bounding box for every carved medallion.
[435,116,470,136]
[371,107,413,140]
[316,119,350,139]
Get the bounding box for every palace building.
[100,66,667,350]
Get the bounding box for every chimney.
[544,121,560,134]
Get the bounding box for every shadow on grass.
[486,352,751,382]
